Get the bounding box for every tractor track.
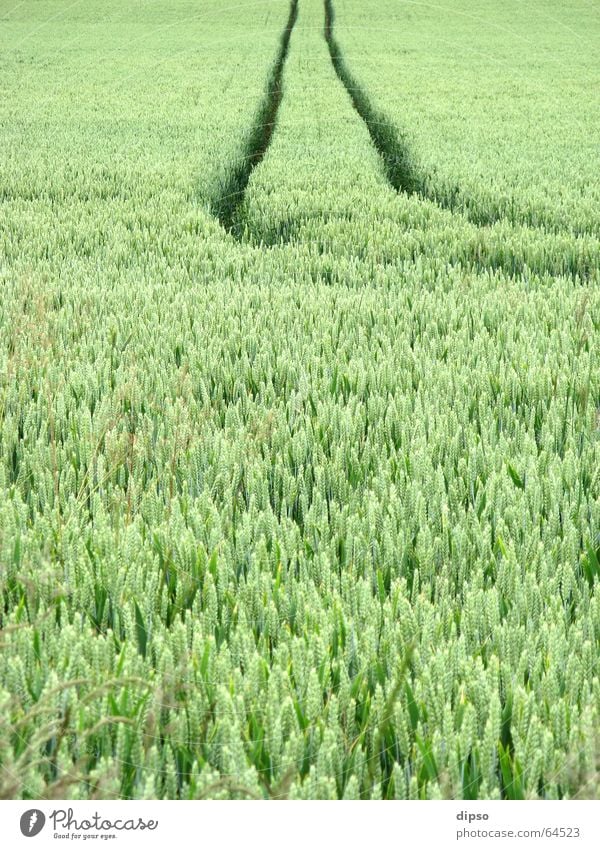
[325,0,420,197]
[212,0,594,281]
[323,0,597,243]
[213,0,299,237]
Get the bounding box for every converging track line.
[214,0,299,236]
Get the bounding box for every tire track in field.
[324,0,420,198]
[323,0,597,246]
[214,0,299,236]
[213,0,595,282]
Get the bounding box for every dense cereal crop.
[0,0,599,800]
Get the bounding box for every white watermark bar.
[0,800,598,847]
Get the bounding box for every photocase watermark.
[19,808,158,840]
[20,810,46,838]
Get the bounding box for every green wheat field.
[1,0,599,800]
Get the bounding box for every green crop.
[0,0,598,801]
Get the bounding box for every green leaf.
[581,541,600,587]
[416,734,438,782]
[134,600,148,658]
[405,681,420,732]
[33,629,41,663]
[208,546,219,578]
[507,462,525,490]
[498,742,524,800]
